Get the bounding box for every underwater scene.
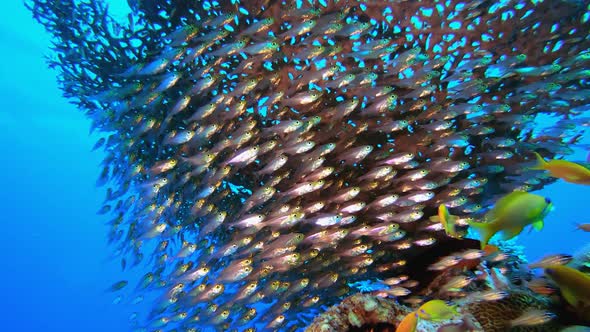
[3,0,590,331]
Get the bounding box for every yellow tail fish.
[468,191,553,249]
[417,299,459,322]
[544,264,590,316]
[429,204,461,238]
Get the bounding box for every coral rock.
[306,294,411,332]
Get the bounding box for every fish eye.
[545,268,554,275]
[545,197,551,204]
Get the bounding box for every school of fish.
[27,0,590,330]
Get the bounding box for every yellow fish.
[429,204,461,238]
[395,311,418,332]
[468,191,552,249]
[544,264,590,316]
[417,299,459,322]
[532,152,590,185]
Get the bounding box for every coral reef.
[306,290,573,332]
[571,243,590,273]
[305,293,413,332]
[307,241,590,331]
[464,290,560,332]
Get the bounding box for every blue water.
[0,2,588,332]
[0,3,144,331]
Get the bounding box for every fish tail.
[445,215,459,238]
[530,152,548,170]
[467,221,496,249]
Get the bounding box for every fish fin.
[532,219,544,231]
[530,152,548,170]
[444,215,458,238]
[560,287,579,309]
[468,221,496,249]
[501,226,524,240]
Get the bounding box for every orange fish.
[396,311,418,332]
[531,152,590,185]
[574,223,590,232]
